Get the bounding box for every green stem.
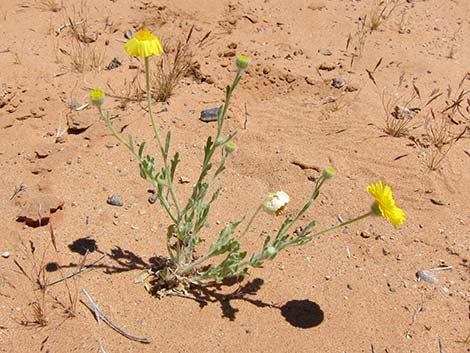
[309,211,373,238]
[98,106,179,223]
[145,57,182,218]
[238,204,262,239]
[280,177,326,238]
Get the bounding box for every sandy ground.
[1,0,469,352]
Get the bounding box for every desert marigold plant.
[91,29,406,296]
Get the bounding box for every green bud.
[215,136,225,146]
[224,142,237,154]
[265,246,277,259]
[322,167,336,179]
[236,54,251,70]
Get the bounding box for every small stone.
[148,192,157,204]
[124,29,133,39]
[223,50,236,57]
[318,48,332,56]
[106,57,122,70]
[359,230,371,239]
[262,67,271,75]
[345,84,359,92]
[461,276,467,281]
[318,62,336,71]
[178,176,190,184]
[325,275,332,280]
[285,74,296,83]
[416,270,438,284]
[332,77,345,88]
[346,284,352,290]
[227,42,237,49]
[200,107,219,122]
[305,76,315,85]
[1,251,10,258]
[107,194,123,207]
[382,248,390,256]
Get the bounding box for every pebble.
[179,176,190,184]
[318,48,332,56]
[416,270,438,284]
[382,248,390,256]
[148,192,158,204]
[107,194,123,207]
[332,77,345,88]
[285,74,296,83]
[305,76,315,85]
[1,251,10,258]
[200,107,219,122]
[106,57,122,70]
[124,29,133,39]
[318,62,336,71]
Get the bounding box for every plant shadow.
[62,238,325,327]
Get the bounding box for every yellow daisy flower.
[124,30,164,58]
[367,181,406,228]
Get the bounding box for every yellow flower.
[124,30,163,58]
[367,181,406,228]
[89,88,104,107]
[262,191,290,216]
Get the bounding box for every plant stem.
[145,57,181,217]
[309,211,373,238]
[238,204,262,239]
[98,106,179,223]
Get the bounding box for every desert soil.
[0,0,469,352]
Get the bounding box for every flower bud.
[224,142,237,154]
[215,136,225,146]
[322,167,336,179]
[265,246,278,259]
[236,54,251,70]
[89,88,105,107]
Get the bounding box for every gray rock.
[106,57,122,70]
[148,192,157,204]
[200,107,220,122]
[332,77,345,88]
[318,48,332,56]
[107,194,123,207]
[124,29,133,39]
[416,270,438,284]
[1,251,10,258]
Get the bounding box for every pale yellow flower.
[367,181,406,228]
[262,191,290,216]
[124,30,163,58]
